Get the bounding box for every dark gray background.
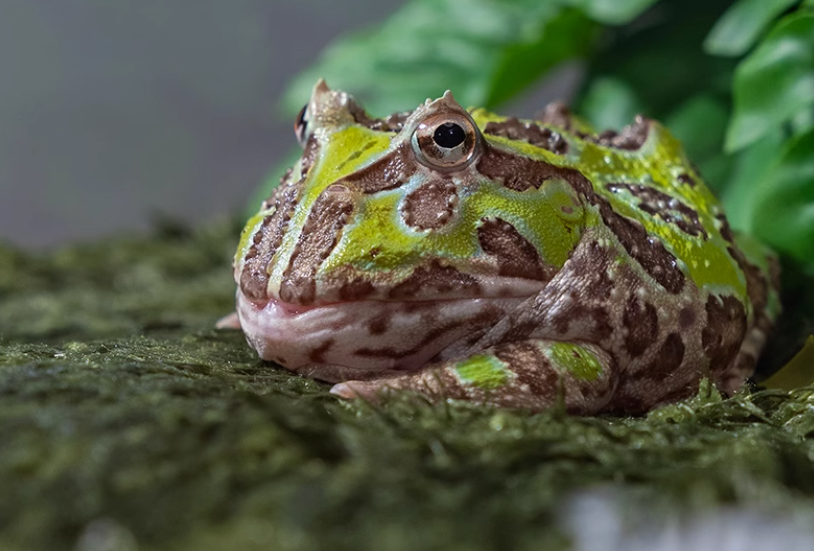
[0,0,577,248]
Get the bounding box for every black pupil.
[433,122,466,148]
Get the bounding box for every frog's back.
[473,106,779,403]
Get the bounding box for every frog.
[226,79,780,414]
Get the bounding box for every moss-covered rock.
[2,220,814,551]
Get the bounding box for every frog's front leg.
[331,340,617,414]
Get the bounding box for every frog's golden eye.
[294,104,308,147]
[412,113,479,171]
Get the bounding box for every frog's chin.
[236,291,528,382]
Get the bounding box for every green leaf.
[484,9,598,107]
[579,0,738,119]
[704,0,802,57]
[578,76,643,130]
[563,0,662,25]
[791,105,814,134]
[664,94,732,192]
[751,129,814,266]
[665,94,729,163]
[282,0,598,117]
[760,335,814,389]
[725,11,814,152]
[720,130,785,230]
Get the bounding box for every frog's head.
[233,81,586,375]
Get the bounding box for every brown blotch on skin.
[541,238,617,342]
[347,99,411,133]
[354,346,421,360]
[733,352,757,378]
[309,339,335,364]
[679,306,696,329]
[476,146,594,194]
[389,260,480,300]
[476,145,686,294]
[279,186,355,305]
[727,244,773,338]
[564,239,614,301]
[677,173,697,188]
[299,135,320,178]
[716,213,736,244]
[366,312,391,336]
[623,296,659,358]
[597,197,685,294]
[483,118,568,155]
[606,183,708,239]
[495,343,559,398]
[591,116,650,151]
[702,294,747,371]
[477,217,553,281]
[589,307,614,342]
[550,301,614,342]
[651,332,685,376]
[402,180,458,230]
[535,102,574,131]
[239,165,305,301]
[338,279,376,302]
[340,143,415,194]
[361,305,502,363]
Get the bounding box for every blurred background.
[2,0,809,266]
[0,0,585,249]
[0,0,406,247]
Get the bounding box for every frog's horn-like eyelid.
[309,78,335,108]
[424,91,464,113]
[313,78,331,94]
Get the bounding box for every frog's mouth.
[236,290,532,383]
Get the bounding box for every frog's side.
[230,80,780,413]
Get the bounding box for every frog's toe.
[215,312,242,329]
[329,381,379,400]
[329,369,457,402]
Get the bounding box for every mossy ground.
[2,219,814,551]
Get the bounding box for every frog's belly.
[236,291,524,382]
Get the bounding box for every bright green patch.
[546,342,603,381]
[322,169,585,274]
[454,354,509,389]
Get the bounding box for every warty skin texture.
[228,80,780,414]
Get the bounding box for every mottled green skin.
[234,82,779,413]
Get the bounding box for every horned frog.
[226,80,780,414]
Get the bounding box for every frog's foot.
[331,340,617,414]
[215,312,242,329]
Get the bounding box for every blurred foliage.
[279,0,814,274]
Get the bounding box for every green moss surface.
[2,219,814,551]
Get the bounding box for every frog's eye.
[412,113,479,171]
[294,104,308,147]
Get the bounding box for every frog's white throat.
[236,291,531,382]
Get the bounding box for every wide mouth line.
[246,292,539,317]
[244,276,548,315]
